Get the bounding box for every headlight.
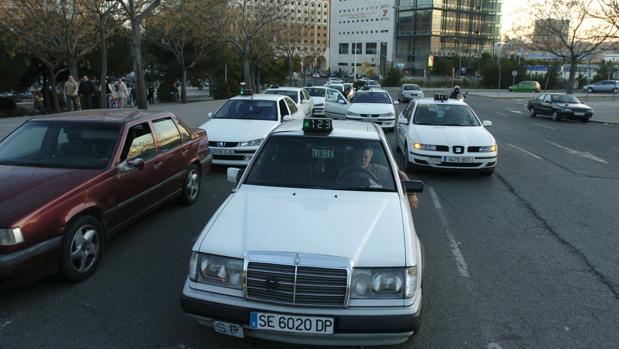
[0,228,24,246]
[380,112,395,117]
[414,143,437,151]
[347,111,361,116]
[478,144,497,152]
[191,253,243,289]
[239,138,263,147]
[351,268,414,299]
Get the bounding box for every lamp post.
[455,37,462,77]
[495,42,503,92]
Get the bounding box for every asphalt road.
[1,94,619,349]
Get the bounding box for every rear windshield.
[307,88,326,97]
[413,104,480,126]
[264,90,298,103]
[351,92,391,104]
[213,99,278,121]
[403,85,421,90]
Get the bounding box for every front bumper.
[556,110,593,119]
[408,150,497,170]
[0,236,62,286]
[313,106,325,116]
[200,154,213,173]
[210,146,258,166]
[181,280,421,346]
[345,116,396,129]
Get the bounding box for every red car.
[0,110,212,287]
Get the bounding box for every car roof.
[415,97,468,106]
[265,87,303,93]
[356,89,388,94]
[230,94,286,101]
[272,119,382,140]
[28,109,174,125]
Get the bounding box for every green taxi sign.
[303,118,333,133]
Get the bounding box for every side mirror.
[283,115,293,121]
[118,158,144,173]
[337,99,346,104]
[393,101,400,105]
[398,118,408,125]
[302,100,309,104]
[227,167,243,185]
[482,120,492,127]
[401,180,424,193]
[207,112,214,118]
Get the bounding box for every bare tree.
[201,0,293,89]
[116,0,161,109]
[593,0,619,38]
[145,0,211,103]
[81,0,122,108]
[523,0,614,93]
[273,19,305,86]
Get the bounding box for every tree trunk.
[242,41,252,88]
[181,65,187,104]
[566,56,578,94]
[256,66,261,93]
[288,54,293,86]
[99,20,108,109]
[130,18,148,109]
[68,56,79,80]
[48,66,61,113]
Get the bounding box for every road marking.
[509,110,523,114]
[611,147,619,152]
[496,112,508,117]
[488,343,504,349]
[533,123,556,130]
[507,143,543,160]
[428,187,470,278]
[0,319,12,330]
[544,140,608,164]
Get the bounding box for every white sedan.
[345,89,398,131]
[200,93,304,166]
[396,96,497,175]
[263,87,314,117]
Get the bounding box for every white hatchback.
[396,97,497,175]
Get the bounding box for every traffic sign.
[512,70,518,77]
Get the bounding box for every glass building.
[394,0,502,75]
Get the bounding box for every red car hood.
[0,165,99,227]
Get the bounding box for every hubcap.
[187,169,199,200]
[70,225,99,273]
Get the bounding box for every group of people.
[64,75,97,111]
[64,75,147,111]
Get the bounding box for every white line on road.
[611,147,619,152]
[496,112,508,117]
[488,343,504,349]
[509,110,523,114]
[533,123,556,130]
[507,143,543,160]
[544,140,608,164]
[428,187,470,278]
[0,319,12,330]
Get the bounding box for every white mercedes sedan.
[396,96,497,175]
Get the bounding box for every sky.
[501,0,526,36]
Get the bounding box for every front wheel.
[480,169,494,176]
[581,117,590,123]
[59,215,104,282]
[403,142,414,171]
[529,107,536,117]
[612,88,618,94]
[552,111,561,121]
[587,88,593,93]
[179,164,201,205]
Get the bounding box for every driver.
[449,85,465,100]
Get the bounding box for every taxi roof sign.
[434,93,448,101]
[303,118,333,133]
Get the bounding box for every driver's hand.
[408,193,418,209]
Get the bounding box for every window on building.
[366,42,377,55]
[339,43,349,54]
[352,43,362,54]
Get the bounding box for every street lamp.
[455,37,462,77]
[495,42,503,92]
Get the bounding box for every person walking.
[147,85,155,105]
[64,75,80,111]
[78,75,95,109]
[116,78,129,108]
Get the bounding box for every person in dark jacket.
[78,75,96,109]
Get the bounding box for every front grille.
[246,262,348,306]
[360,114,380,118]
[441,162,483,167]
[213,155,246,161]
[208,141,238,148]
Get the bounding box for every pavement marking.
[507,143,543,160]
[0,319,12,330]
[544,140,608,164]
[611,147,619,152]
[533,123,556,130]
[509,109,523,114]
[488,343,504,349]
[428,186,470,278]
[496,112,508,117]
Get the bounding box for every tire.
[613,88,618,94]
[581,117,590,123]
[587,88,593,93]
[529,107,536,117]
[59,215,104,282]
[404,142,414,171]
[552,111,560,121]
[179,164,201,205]
[480,169,494,176]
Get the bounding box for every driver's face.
[354,149,373,168]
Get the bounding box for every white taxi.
[181,118,425,346]
[345,89,398,131]
[396,95,497,175]
[200,93,304,165]
[263,86,314,117]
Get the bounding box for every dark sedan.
[0,110,212,287]
[527,93,593,122]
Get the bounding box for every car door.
[151,116,187,198]
[298,90,310,117]
[540,94,553,115]
[284,97,303,120]
[324,89,349,119]
[397,101,414,149]
[109,122,161,227]
[301,90,313,116]
[278,99,291,121]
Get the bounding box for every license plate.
[250,312,334,335]
[210,148,234,155]
[213,321,245,338]
[427,158,442,165]
[443,156,474,163]
[574,112,584,116]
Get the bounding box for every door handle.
[153,161,163,169]
[181,147,189,155]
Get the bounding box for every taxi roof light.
[303,118,333,133]
[239,82,253,96]
[434,94,448,101]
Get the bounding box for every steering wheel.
[337,167,378,184]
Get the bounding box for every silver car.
[583,80,619,94]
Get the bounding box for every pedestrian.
[64,75,80,111]
[116,78,129,108]
[129,85,136,106]
[147,85,155,105]
[78,75,95,109]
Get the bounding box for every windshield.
[264,90,298,103]
[245,136,396,192]
[551,95,580,104]
[213,99,278,121]
[403,85,420,91]
[413,104,481,126]
[307,88,326,97]
[351,92,391,104]
[0,121,119,169]
[329,84,344,92]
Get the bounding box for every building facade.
[289,0,331,72]
[329,0,397,78]
[394,0,502,75]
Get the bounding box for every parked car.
[306,86,330,116]
[346,89,398,131]
[508,81,541,92]
[582,80,619,94]
[398,84,424,102]
[0,110,212,288]
[263,87,314,117]
[527,93,594,122]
